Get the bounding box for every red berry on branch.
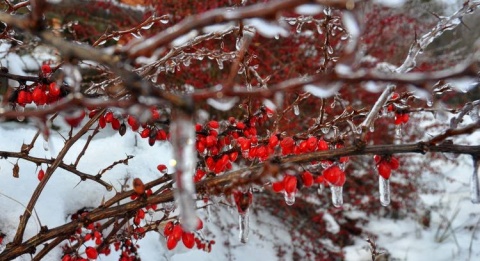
[272,181,284,192]
[182,232,195,249]
[41,64,52,74]
[284,175,297,194]
[301,171,314,187]
[377,161,391,179]
[322,165,346,186]
[85,247,98,259]
[37,169,45,181]
[167,235,178,250]
[389,156,400,170]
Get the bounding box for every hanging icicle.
[170,108,197,231]
[379,176,391,206]
[233,189,253,243]
[471,156,480,204]
[330,185,343,208]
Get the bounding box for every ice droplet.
[43,139,49,151]
[379,176,391,206]
[171,109,198,231]
[16,106,25,122]
[470,157,480,204]
[330,185,343,208]
[293,104,300,116]
[163,201,175,212]
[284,191,296,205]
[239,211,249,243]
[113,35,120,41]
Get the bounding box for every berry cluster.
[14,64,65,106]
[88,107,168,146]
[163,218,204,250]
[387,92,410,125]
[374,155,400,179]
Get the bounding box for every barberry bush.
[0,0,480,260]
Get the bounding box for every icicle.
[293,104,300,115]
[239,211,250,243]
[379,176,391,206]
[206,204,211,222]
[330,185,343,208]
[170,109,197,231]
[233,190,253,243]
[394,125,402,138]
[317,183,324,194]
[471,157,480,204]
[284,191,296,206]
[43,139,49,151]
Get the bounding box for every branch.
[124,0,352,58]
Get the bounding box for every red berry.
[283,175,297,194]
[172,224,183,241]
[164,221,174,237]
[377,161,391,179]
[140,128,150,138]
[301,171,314,187]
[85,247,98,259]
[268,134,279,148]
[38,169,45,181]
[389,156,400,170]
[373,155,382,164]
[317,139,329,151]
[272,181,284,192]
[182,232,195,249]
[98,116,106,128]
[322,165,346,186]
[157,164,168,174]
[41,64,52,74]
[104,112,114,123]
[111,118,121,130]
[32,86,47,105]
[167,235,178,250]
[208,120,219,129]
[49,82,61,97]
[64,110,86,128]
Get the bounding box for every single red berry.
[164,221,174,237]
[167,235,178,250]
[317,139,329,151]
[64,110,86,128]
[377,161,391,179]
[32,86,47,105]
[208,120,219,129]
[272,181,284,192]
[236,122,246,130]
[85,246,98,259]
[322,165,346,186]
[104,111,114,123]
[283,175,297,194]
[157,164,168,174]
[268,134,279,148]
[182,232,195,249]
[98,116,106,128]
[41,64,52,74]
[49,82,61,97]
[301,171,314,187]
[140,128,150,138]
[389,156,400,170]
[37,169,45,181]
[172,224,183,241]
[137,209,145,219]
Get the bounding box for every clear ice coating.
[331,185,343,208]
[379,176,391,206]
[170,109,198,231]
[471,157,480,204]
[239,211,250,243]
